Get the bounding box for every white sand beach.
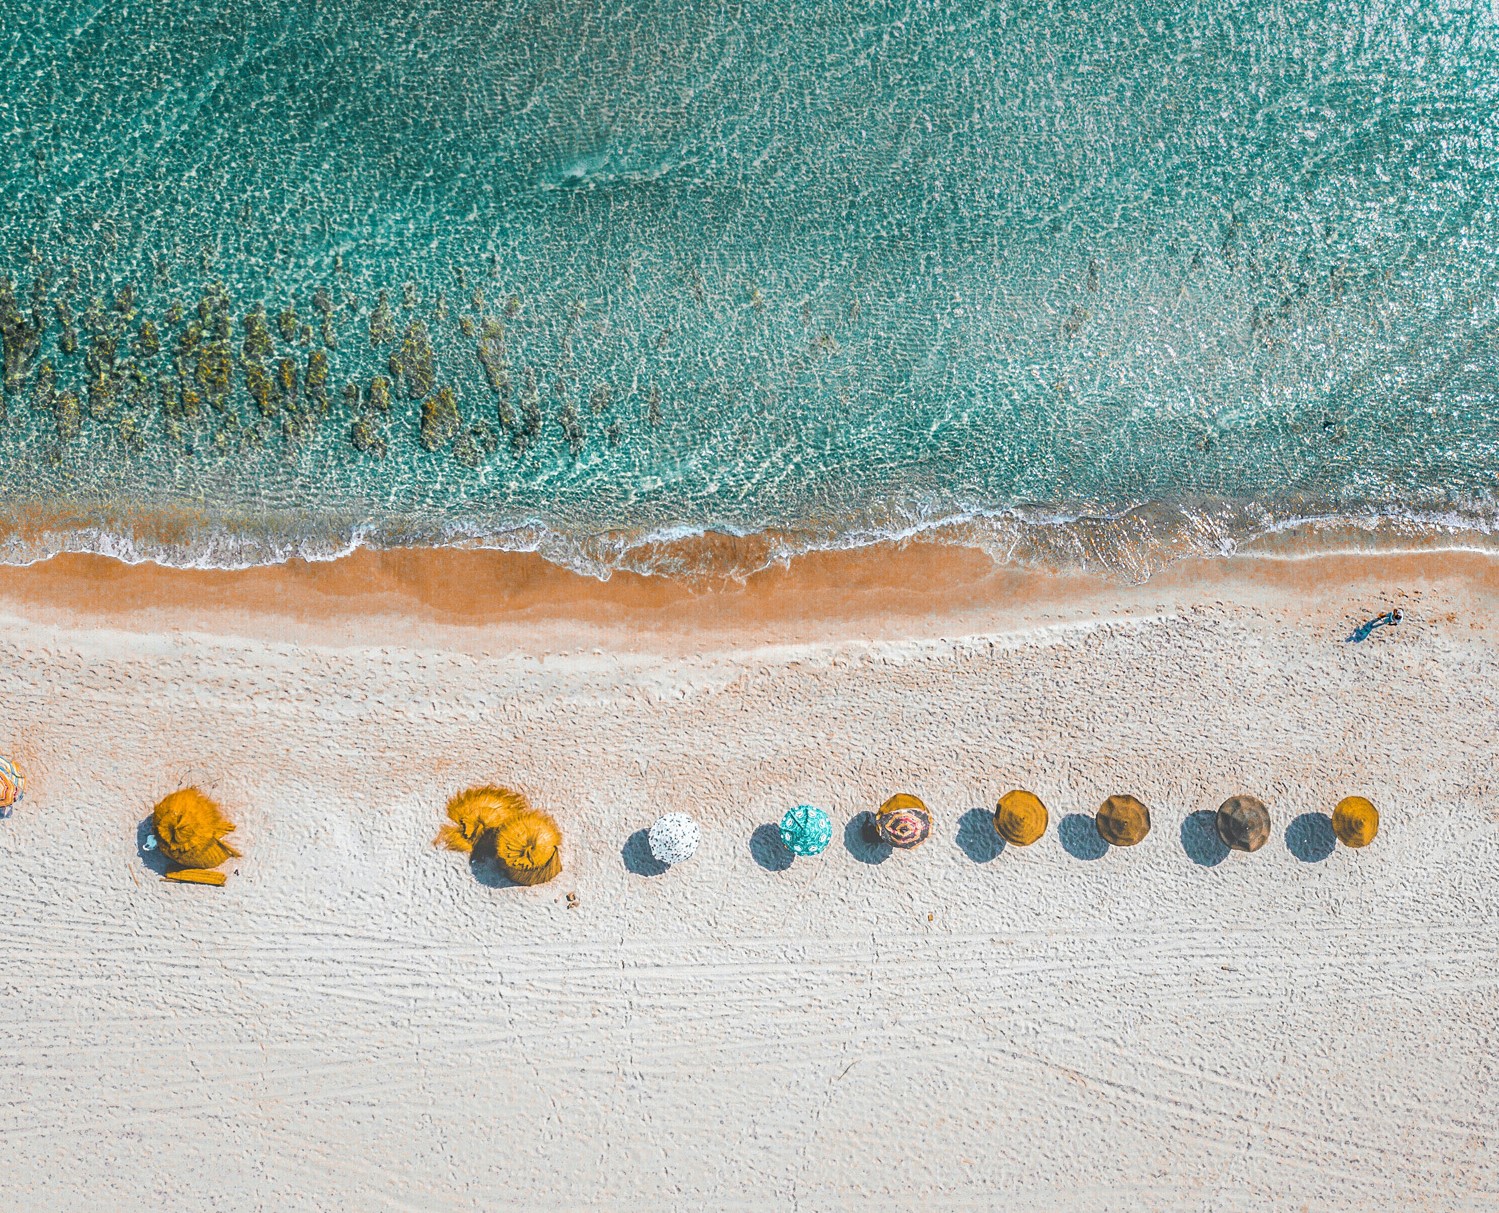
[0,545,1495,1211]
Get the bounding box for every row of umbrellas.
[0,754,1381,889]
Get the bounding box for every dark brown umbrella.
[1095,795,1151,846]
[1215,794,1270,853]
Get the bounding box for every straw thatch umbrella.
[0,755,23,816]
[648,813,701,865]
[1095,794,1150,846]
[152,787,240,886]
[1332,796,1379,848]
[434,785,528,853]
[435,786,564,885]
[994,789,1047,846]
[1215,794,1270,853]
[779,804,832,857]
[491,808,564,885]
[875,793,931,849]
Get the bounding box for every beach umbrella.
[875,793,931,849]
[1095,794,1151,847]
[492,808,564,885]
[994,789,1048,846]
[648,813,701,865]
[1215,794,1270,853]
[1332,796,1379,848]
[0,756,23,816]
[779,804,832,857]
[152,787,240,885]
[434,785,528,853]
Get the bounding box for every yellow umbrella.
[1095,794,1151,847]
[152,788,240,886]
[994,789,1047,846]
[436,785,563,885]
[1332,796,1379,847]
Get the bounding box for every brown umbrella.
[994,789,1048,846]
[1215,794,1270,853]
[1095,794,1150,846]
[1332,796,1379,847]
[875,793,931,849]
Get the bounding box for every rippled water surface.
[2,1,1497,575]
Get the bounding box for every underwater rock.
[54,389,80,440]
[0,276,41,395]
[118,411,144,454]
[367,375,391,413]
[419,385,461,451]
[475,317,509,396]
[403,282,418,309]
[369,291,395,346]
[558,397,585,457]
[513,368,543,454]
[452,419,499,468]
[277,307,299,343]
[590,383,611,415]
[320,318,336,349]
[87,373,116,420]
[195,340,233,409]
[242,304,274,359]
[84,331,117,379]
[275,357,298,411]
[400,321,435,399]
[243,359,275,416]
[647,385,663,428]
[350,414,387,458]
[460,314,476,338]
[341,381,359,414]
[298,323,313,346]
[313,286,332,316]
[32,361,56,414]
[606,419,623,447]
[306,349,329,411]
[135,319,161,358]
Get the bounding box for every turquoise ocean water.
[1,1,1497,578]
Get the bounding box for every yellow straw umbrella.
[1331,796,1379,847]
[994,789,1048,846]
[1095,794,1151,847]
[152,788,241,886]
[436,785,563,885]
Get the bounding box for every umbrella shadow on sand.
[955,807,1005,862]
[843,812,892,864]
[136,817,172,876]
[621,828,669,877]
[1058,813,1109,861]
[1180,810,1230,867]
[1286,812,1337,863]
[749,823,794,872]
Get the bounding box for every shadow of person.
[749,823,794,872]
[955,807,1004,862]
[1058,812,1109,861]
[843,812,891,865]
[136,816,172,876]
[1180,809,1230,867]
[1286,812,1337,862]
[621,828,669,877]
[467,829,518,888]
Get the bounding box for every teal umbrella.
[779,804,832,857]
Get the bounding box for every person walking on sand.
[1347,607,1404,643]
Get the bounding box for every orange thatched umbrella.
[436,785,563,885]
[1332,796,1379,848]
[1095,794,1151,847]
[151,788,240,886]
[1215,794,1271,853]
[875,793,931,849]
[994,789,1048,846]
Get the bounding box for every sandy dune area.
[0,545,1495,1211]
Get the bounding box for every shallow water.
[2,0,1497,577]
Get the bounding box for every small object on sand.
[779,804,832,856]
[875,793,931,849]
[1332,796,1380,848]
[994,789,1048,846]
[435,785,562,884]
[1095,795,1151,847]
[163,868,228,886]
[152,788,241,880]
[648,813,701,865]
[0,755,23,816]
[1215,794,1271,853]
[1347,607,1404,643]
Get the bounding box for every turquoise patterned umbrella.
[779,804,832,857]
